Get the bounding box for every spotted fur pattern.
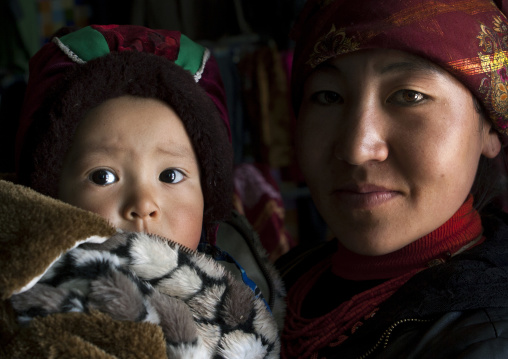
[11,232,280,358]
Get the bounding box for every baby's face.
[58,96,204,250]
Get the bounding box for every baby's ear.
[481,122,502,159]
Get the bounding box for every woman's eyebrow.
[315,62,341,73]
[379,59,441,75]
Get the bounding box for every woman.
[277,0,508,358]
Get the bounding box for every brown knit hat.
[16,25,233,244]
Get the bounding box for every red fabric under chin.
[281,194,483,358]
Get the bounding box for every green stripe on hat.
[59,26,110,62]
[175,34,205,75]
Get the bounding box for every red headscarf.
[291,0,508,212]
[291,0,508,137]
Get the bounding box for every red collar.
[332,194,483,280]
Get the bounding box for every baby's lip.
[117,219,151,234]
[132,220,148,233]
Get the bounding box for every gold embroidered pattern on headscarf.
[477,16,508,133]
[448,55,501,76]
[386,0,495,27]
[306,24,360,68]
[493,14,507,33]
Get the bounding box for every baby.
[2,25,280,358]
[58,95,205,249]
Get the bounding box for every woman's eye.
[159,169,185,184]
[389,90,427,105]
[89,169,117,186]
[311,90,343,105]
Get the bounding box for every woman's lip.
[337,183,393,193]
[332,185,400,208]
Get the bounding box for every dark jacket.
[277,210,508,358]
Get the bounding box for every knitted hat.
[15,25,233,243]
[290,0,508,137]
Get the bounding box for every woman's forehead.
[319,49,443,76]
[291,0,508,136]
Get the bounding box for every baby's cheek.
[174,203,204,249]
[73,196,117,223]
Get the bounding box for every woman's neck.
[332,194,483,280]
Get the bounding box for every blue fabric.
[198,242,271,312]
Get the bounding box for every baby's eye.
[89,169,117,186]
[159,169,185,184]
[388,89,427,105]
[311,90,343,105]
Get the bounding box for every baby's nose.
[123,187,161,222]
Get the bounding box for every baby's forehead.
[66,96,198,163]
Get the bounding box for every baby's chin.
[140,231,199,251]
[109,222,200,251]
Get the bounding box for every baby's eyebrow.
[78,145,122,158]
[80,143,197,162]
[156,145,198,162]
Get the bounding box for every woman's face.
[297,49,501,256]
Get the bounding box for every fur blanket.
[0,179,280,358]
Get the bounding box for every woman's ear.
[481,120,502,159]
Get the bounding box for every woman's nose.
[334,101,389,165]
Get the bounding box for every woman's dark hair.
[471,96,507,213]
